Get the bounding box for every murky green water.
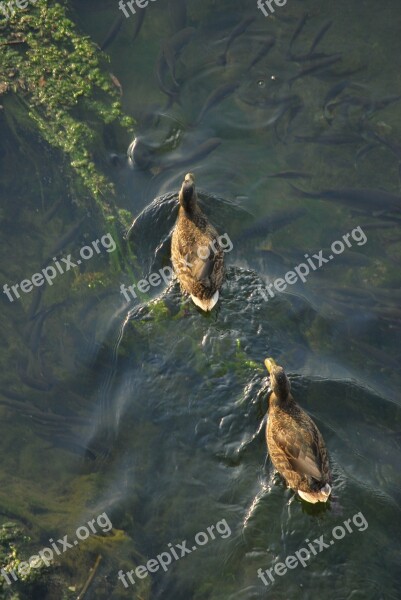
[1,0,401,598]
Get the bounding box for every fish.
[290,185,401,212]
[289,21,333,62]
[295,132,362,145]
[323,80,360,120]
[43,197,63,223]
[28,301,66,353]
[309,21,333,55]
[156,49,180,104]
[27,288,42,320]
[248,36,275,69]
[266,171,312,179]
[218,16,255,66]
[195,81,240,125]
[159,138,222,171]
[236,208,306,242]
[163,27,195,86]
[132,7,146,43]
[0,393,89,426]
[352,340,400,370]
[288,12,308,57]
[43,434,98,461]
[100,15,124,51]
[290,54,342,82]
[355,143,380,163]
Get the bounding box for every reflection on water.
[1,0,401,597]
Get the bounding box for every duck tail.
[191,290,219,312]
[298,483,332,504]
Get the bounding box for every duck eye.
[257,80,265,88]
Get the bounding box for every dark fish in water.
[0,393,89,426]
[327,93,401,120]
[323,80,363,120]
[355,143,380,163]
[169,0,187,31]
[159,138,222,171]
[248,36,275,69]
[290,54,342,82]
[27,287,42,320]
[365,128,401,160]
[28,301,66,353]
[19,368,52,392]
[309,21,332,55]
[289,21,333,62]
[359,221,397,230]
[156,50,180,104]
[323,80,353,106]
[290,185,401,212]
[266,171,312,179]
[44,435,97,461]
[163,27,195,86]
[352,340,400,370]
[100,15,124,51]
[218,16,255,66]
[368,94,401,115]
[132,7,146,43]
[320,248,371,267]
[195,81,240,124]
[288,12,308,56]
[43,197,63,223]
[237,208,306,241]
[238,92,300,109]
[295,132,362,145]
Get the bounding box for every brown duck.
[171,173,224,311]
[264,358,332,504]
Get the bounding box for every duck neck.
[270,391,293,408]
[180,202,201,220]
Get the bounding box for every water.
[1,0,401,598]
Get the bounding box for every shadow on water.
[1,0,401,597]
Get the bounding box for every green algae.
[0,0,134,214]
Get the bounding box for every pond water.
[1,0,401,598]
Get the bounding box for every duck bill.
[184,172,195,185]
[264,357,276,373]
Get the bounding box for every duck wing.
[272,423,326,482]
[178,242,222,286]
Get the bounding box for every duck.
[264,358,332,504]
[171,173,224,311]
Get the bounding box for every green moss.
[0,0,135,212]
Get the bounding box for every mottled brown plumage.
[265,358,331,503]
[171,173,224,311]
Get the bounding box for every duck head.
[264,358,291,400]
[179,173,197,212]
